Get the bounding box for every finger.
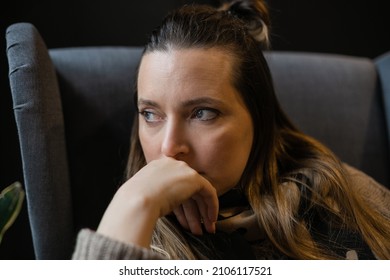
[181,199,203,235]
[193,195,216,234]
[197,178,219,223]
[173,206,189,231]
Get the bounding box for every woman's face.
[137,48,253,196]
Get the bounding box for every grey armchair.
[6,22,390,259]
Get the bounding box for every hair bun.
[219,0,270,48]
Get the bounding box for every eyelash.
[191,108,220,121]
[138,107,220,123]
[139,110,161,123]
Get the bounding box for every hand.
[97,157,218,248]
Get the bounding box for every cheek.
[198,124,253,192]
[217,129,252,170]
[138,128,159,163]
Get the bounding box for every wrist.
[97,187,160,248]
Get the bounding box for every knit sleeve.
[72,229,166,260]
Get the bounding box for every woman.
[72,0,390,259]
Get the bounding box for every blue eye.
[192,108,219,121]
[139,110,162,123]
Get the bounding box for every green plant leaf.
[0,181,25,244]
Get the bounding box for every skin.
[97,48,254,248]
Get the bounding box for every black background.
[1,0,389,259]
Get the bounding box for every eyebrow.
[137,98,159,108]
[138,97,226,108]
[181,97,225,107]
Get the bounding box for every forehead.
[139,48,235,88]
[137,48,241,107]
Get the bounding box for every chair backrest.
[265,51,390,186]
[6,22,142,259]
[6,22,390,259]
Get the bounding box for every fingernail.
[211,222,216,234]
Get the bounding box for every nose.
[161,119,190,158]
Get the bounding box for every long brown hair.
[126,0,390,259]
